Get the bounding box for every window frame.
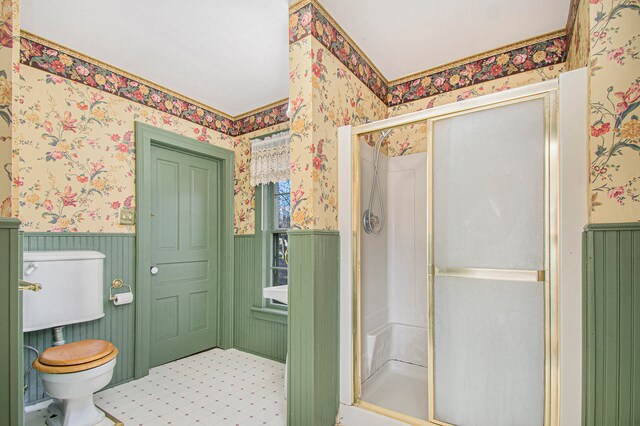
[260,181,290,311]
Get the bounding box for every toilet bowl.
[33,339,119,426]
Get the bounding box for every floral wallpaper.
[588,0,640,222]
[13,0,637,235]
[16,65,284,234]
[289,35,387,230]
[566,0,590,70]
[288,36,315,230]
[0,0,17,217]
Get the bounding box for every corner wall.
[565,0,639,224]
[0,0,19,217]
[585,0,640,223]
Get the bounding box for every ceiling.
[22,0,571,116]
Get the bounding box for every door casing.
[135,123,234,378]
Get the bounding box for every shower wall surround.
[360,142,428,381]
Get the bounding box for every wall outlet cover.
[119,207,135,225]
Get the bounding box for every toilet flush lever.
[150,266,159,275]
[24,262,38,276]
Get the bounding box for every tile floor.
[27,348,286,426]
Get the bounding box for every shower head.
[364,129,393,235]
[379,129,392,140]
[373,129,392,151]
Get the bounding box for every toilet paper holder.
[109,278,132,301]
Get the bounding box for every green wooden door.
[149,146,219,367]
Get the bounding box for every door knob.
[19,280,42,292]
[150,266,159,275]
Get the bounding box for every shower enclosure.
[338,80,563,426]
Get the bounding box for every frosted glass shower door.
[430,98,548,426]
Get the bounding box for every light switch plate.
[119,207,135,225]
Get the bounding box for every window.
[262,180,290,308]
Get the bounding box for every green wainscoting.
[0,219,23,426]
[583,223,640,426]
[287,230,340,426]
[233,234,287,362]
[22,233,136,404]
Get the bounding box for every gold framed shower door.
[350,82,559,426]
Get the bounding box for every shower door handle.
[18,280,42,292]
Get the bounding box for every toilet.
[23,251,118,426]
[33,340,118,426]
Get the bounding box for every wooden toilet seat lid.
[33,346,118,374]
[36,339,116,368]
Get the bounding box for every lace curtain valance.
[250,131,290,186]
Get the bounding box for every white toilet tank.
[22,250,106,332]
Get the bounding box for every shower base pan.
[361,359,428,420]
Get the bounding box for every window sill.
[250,307,288,325]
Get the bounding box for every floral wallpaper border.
[289,1,388,103]
[289,0,568,108]
[234,101,290,135]
[19,34,289,137]
[387,34,567,106]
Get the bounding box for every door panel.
[156,159,180,250]
[189,291,209,332]
[433,99,545,271]
[190,166,210,249]
[433,276,544,426]
[150,145,219,367]
[155,296,179,341]
[430,98,547,425]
